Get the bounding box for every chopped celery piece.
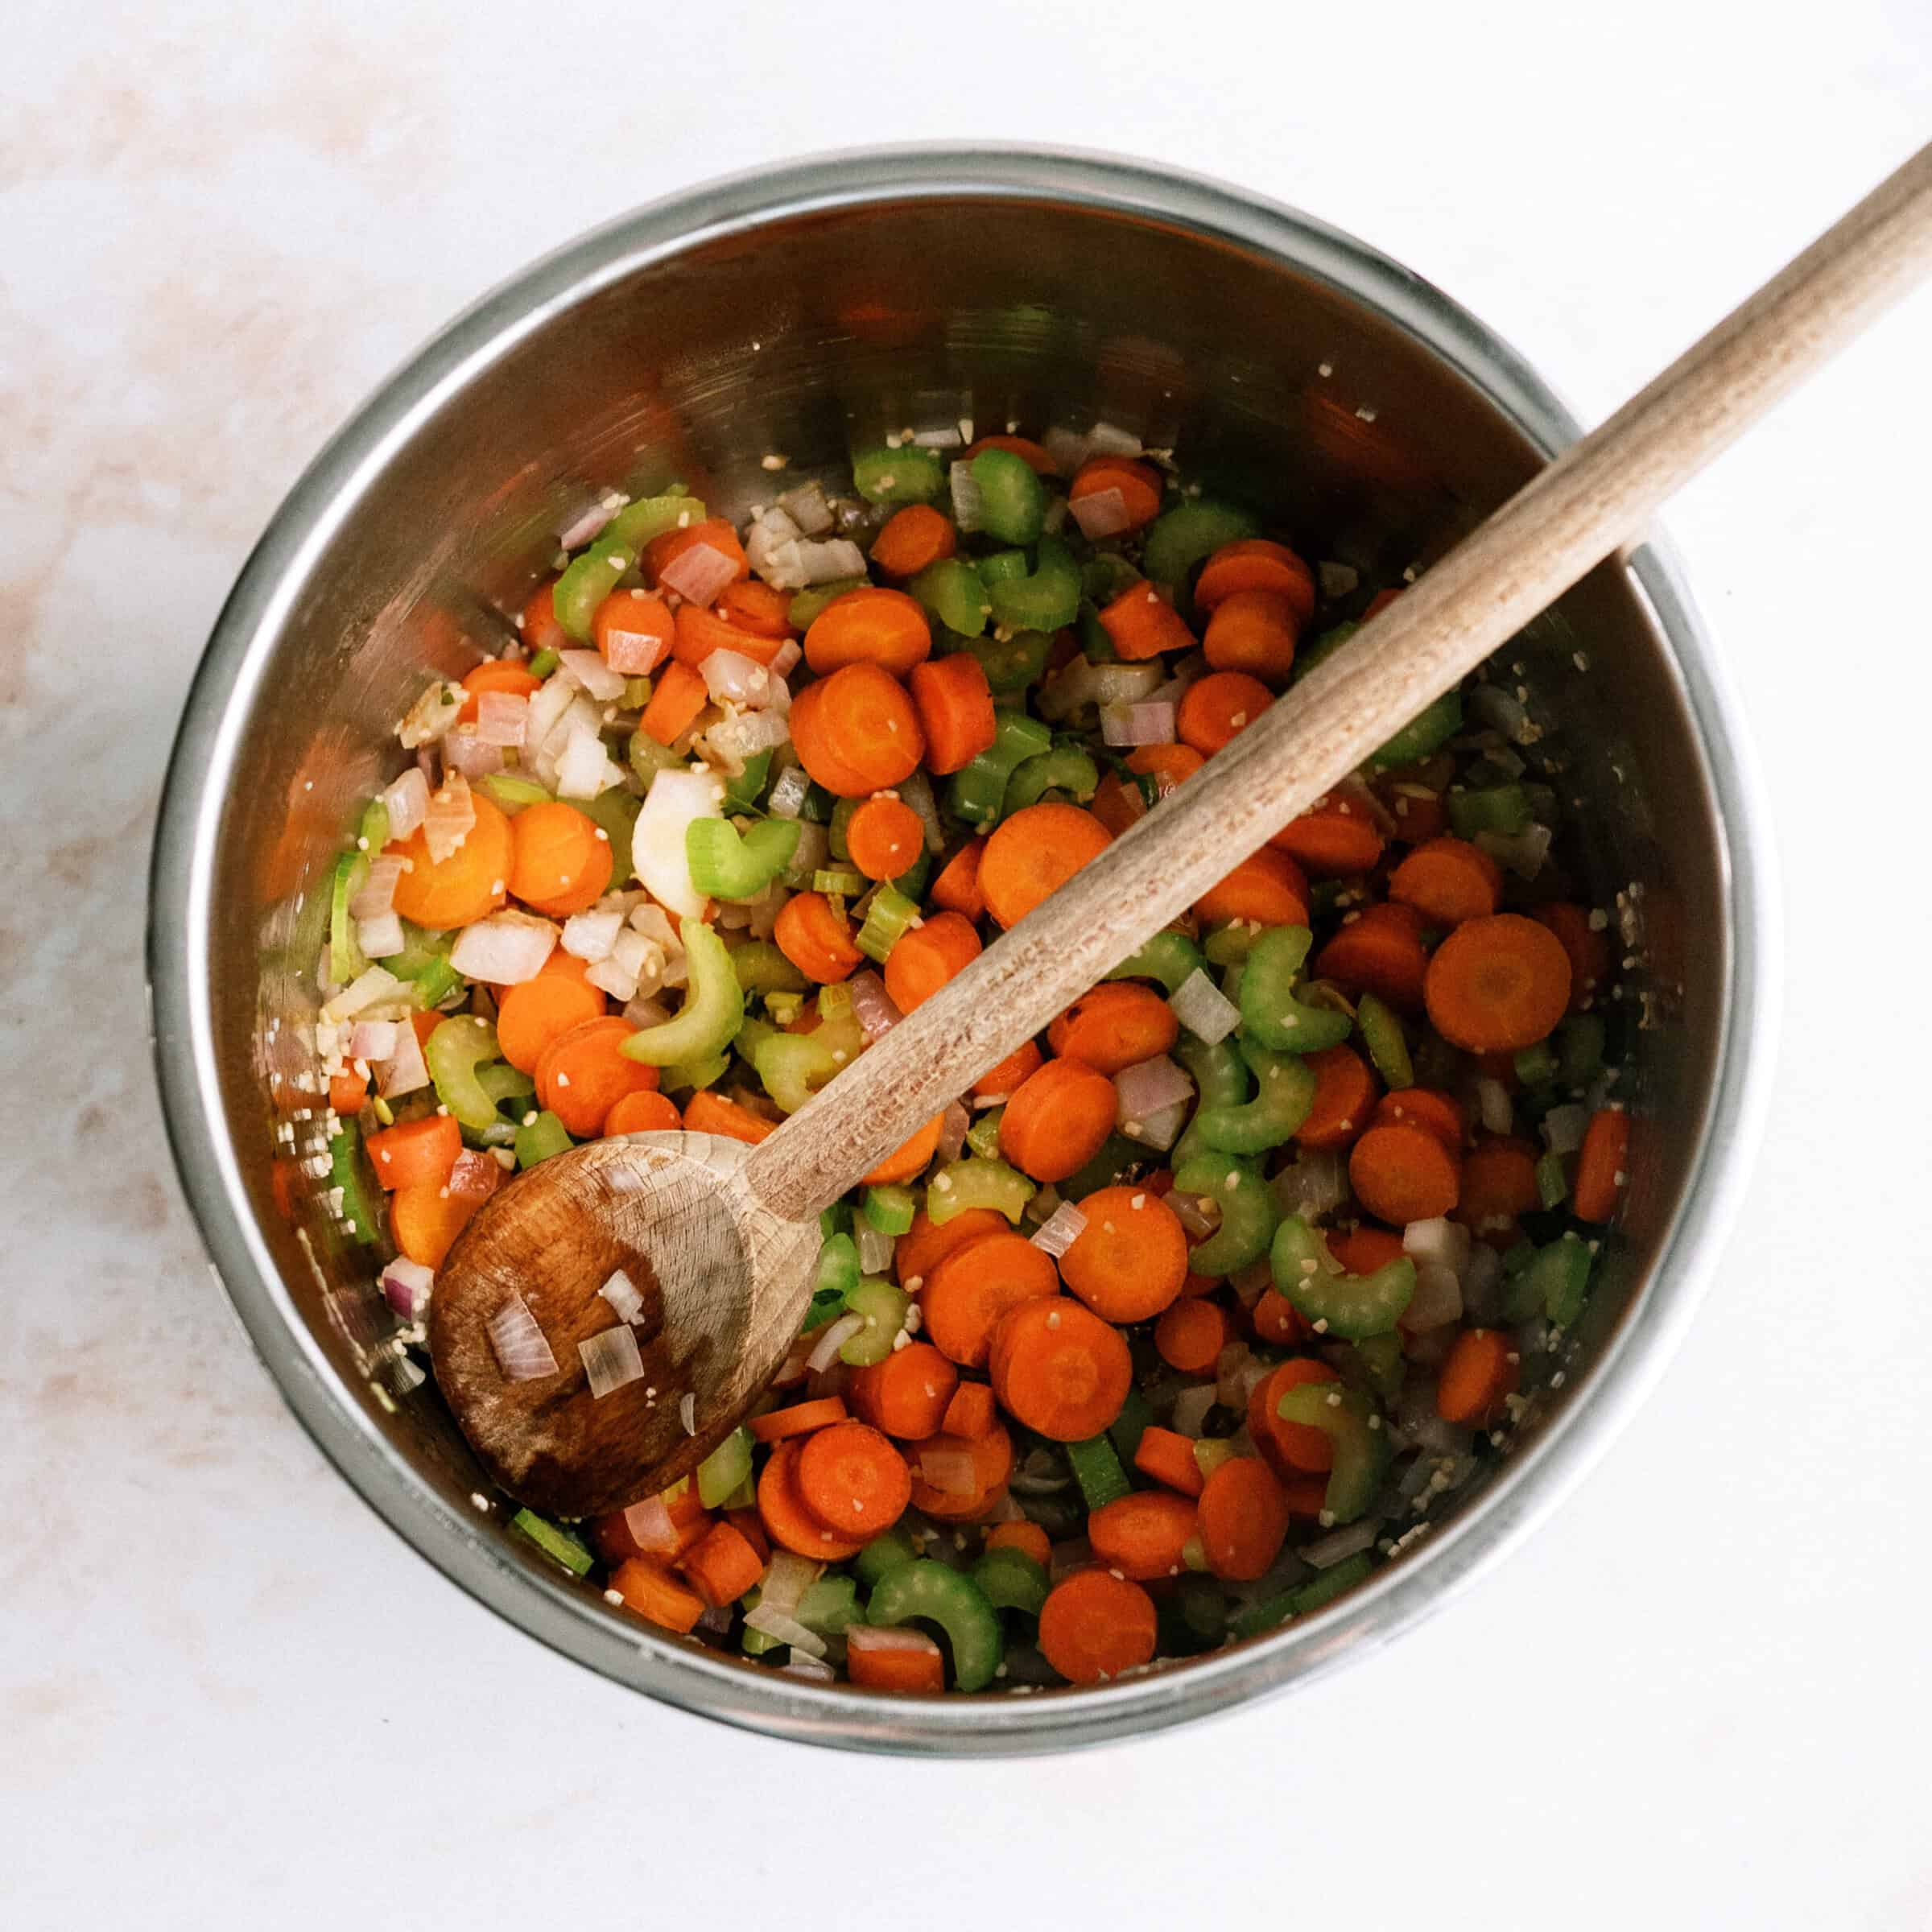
[659,1051,729,1094]
[386,922,457,1005]
[424,1015,503,1132]
[814,869,867,897]
[861,1184,918,1236]
[947,711,1052,827]
[721,750,773,814]
[621,675,654,710]
[1195,1039,1315,1155]
[828,795,858,861]
[1447,782,1531,837]
[964,1109,1004,1162]
[795,1574,863,1636]
[1557,1014,1606,1086]
[970,447,1048,544]
[854,1526,920,1588]
[1004,744,1098,814]
[803,1287,849,1332]
[852,444,945,506]
[954,626,1051,696]
[1239,926,1353,1054]
[477,1063,535,1111]
[819,1199,852,1240]
[1228,1550,1373,1638]
[1294,620,1357,682]
[1141,499,1257,596]
[479,770,553,814]
[975,547,1030,584]
[1061,1132,1145,1201]
[910,557,991,638]
[1372,690,1463,770]
[1522,1232,1592,1326]
[696,1426,754,1508]
[1202,920,1259,967]
[1108,1385,1155,1466]
[628,728,683,786]
[1170,1033,1250,1169]
[510,1508,594,1575]
[972,1546,1049,1619]
[892,848,932,900]
[764,991,805,1027]
[328,852,368,986]
[811,1232,861,1304]
[925,1157,1034,1225]
[686,817,801,900]
[839,1277,910,1365]
[732,940,809,997]
[1513,1041,1558,1087]
[1536,1150,1570,1208]
[787,576,869,629]
[579,784,640,857]
[753,1009,864,1113]
[1348,1332,1407,1402]
[1067,1432,1130,1512]
[621,919,745,1066]
[1162,1573,1229,1652]
[1356,993,1414,1090]
[1106,928,1208,998]
[357,797,390,852]
[515,1109,572,1168]
[1270,1215,1415,1339]
[326,1124,380,1246]
[553,493,702,639]
[1078,605,1117,663]
[527,647,559,679]
[855,885,920,964]
[865,1559,1004,1691]
[986,535,1080,634]
[1081,552,1142,605]
[1192,1438,1238,1483]
[1171,1150,1278,1277]
[1274,1385,1389,1522]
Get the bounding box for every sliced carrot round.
[749,1395,850,1444]
[803,586,932,677]
[1249,1358,1341,1476]
[997,1057,1119,1183]
[1293,1044,1379,1151]
[1046,983,1179,1074]
[534,1015,659,1138]
[1192,846,1310,927]
[460,658,541,723]
[508,800,613,917]
[496,950,607,1073]
[1088,1489,1199,1581]
[920,1232,1060,1368]
[1177,670,1272,755]
[1270,799,1385,875]
[979,802,1111,929]
[1038,1569,1157,1683]
[603,1088,681,1136]
[845,795,926,882]
[861,1113,944,1187]
[1424,913,1573,1052]
[988,1297,1132,1442]
[755,1437,865,1559]
[1197,1455,1291,1581]
[894,1206,1008,1288]
[773,890,863,984]
[869,504,957,579]
[795,1420,912,1538]
[847,1343,957,1440]
[790,662,924,795]
[1069,456,1163,531]
[1202,588,1300,686]
[1349,1121,1462,1224]
[1193,539,1317,621]
[1153,1297,1233,1374]
[387,790,512,930]
[906,1420,1013,1521]
[1058,1186,1188,1323]
[1572,1107,1631,1224]
[908,655,997,775]
[882,911,981,1013]
[1315,901,1429,1013]
[1389,836,1504,928]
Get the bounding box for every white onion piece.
[603,615,670,675]
[621,993,671,1031]
[440,728,504,782]
[911,423,963,449]
[1477,823,1554,880]
[381,1257,435,1319]
[768,638,802,679]
[857,1224,896,1277]
[599,1268,646,1323]
[938,1100,970,1166]
[1214,1340,1255,1412]
[1462,1241,1504,1324]
[347,1019,398,1062]
[632,769,723,918]
[321,966,402,1026]
[1302,1519,1378,1570]
[917,1440,981,1497]
[1542,1104,1588,1155]
[1270,1150,1349,1220]
[562,907,625,962]
[1403,1216,1472,1278]
[1100,700,1177,748]
[778,481,834,535]
[848,971,903,1044]
[557,493,624,550]
[1070,485,1132,540]
[1041,427,1090,474]
[760,1550,822,1620]
[948,460,983,532]
[679,1391,698,1435]
[382,766,429,841]
[659,542,741,607]
[487,1294,559,1381]
[1169,1190,1221,1241]
[555,726,617,801]
[1123,1102,1187,1150]
[807,1313,864,1373]
[1149,650,1211,709]
[1473,1077,1514,1136]
[558,650,628,702]
[1170,1385,1217,1439]
[421,770,477,864]
[584,956,637,1003]
[473,690,531,748]
[742,1606,828,1656]
[1318,560,1360,599]
[782,1652,836,1682]
[702,706,791,772]
[1029,1202,1089,1259]
[1169,969,1241,1044]
[579,1324,645,1399]
[350,855,406,921]
[1403,1262,1464,1333]
[700,649,772,707]
[397,680,464,749]
[795,538,867,585]
[446,1150,502,1203]
[767,762,813,820]
[378,1019,430,1099]
[1036,655,1162,723]
[886,769,943,855]
[450,911,559,985]
[356,911,406,960]
[1085,419,1143,456]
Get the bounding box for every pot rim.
[148,142,1779,1756]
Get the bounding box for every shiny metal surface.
[148,147,1776,1754]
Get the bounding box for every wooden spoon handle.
[745,139,1932,1224]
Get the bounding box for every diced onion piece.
[1542,1104,1589,1155]
[378,1019,431,1099]
[558,650,628,702]
[555,726,617,801]
[487,1294,559,1381]
[1318,560,1360,599]
[1169,969,1241,1044]
[558,493,624,550]
[1123,1098,1189,1151]
[622,993,671,1030]
[1476,823,1554,880]
[767,762,813,819]
[350,854,406,921]
[1270,1150,1348,1220]
[1473,1077,1514,1136]
[1462,1241,1505,1324]
[848,970,903,1044]
[441,729,505,782]
[782,1652,836,1682]
[948,459,984,533]
[356,911,406,960]
[1086,419,1144,456]
[895,769,945,853]
[450,911,559,986]
[474,690,531,747]
[1402,1216,1471,1278]
[1214,1340,1255,1412]
[1042,427,1091,475]
[603,620,668,675]
[857,1224,896,1275]
[631,769,723,918]
[1070,485,1132,540]
[398,680,464,749]
[795,538,867,584]
[917,1440,981,1497]
[741,1606,827,1656]
[938,1100,970,1165]
[680,1391,698,1435]
[1302,1519,1379,1570]
[777,481,833,535]
[421,770,477,864]
[701,705,791,771]
[599,1267,645,1323]
[1100,700,1177,748]
[769,638,802,678]
[1169,1385,1217,1439]
[1036,655,1162,723]
[659,542,741,607]
[382,767,430,841]
[446,1149,502,1203]
[1402,1262,1463,1333]
[1113,1053,1194,1125]
[807,1313,864,1373]
[347,1019,398,1062]
[562,906,625,962]
[380,1257,435,1319]
[579,1323,645,1399]
[1149,650,1211,709]
[760,1550,822,1620]
[321,966,403,1026]
[1170,1191,1221,1241]
[1029,1202,1089,1259]
[700,649,772,707]
[584,956,638,1003]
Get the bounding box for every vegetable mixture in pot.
[308,425,1633,1692]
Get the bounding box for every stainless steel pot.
[148,147,1775,1754]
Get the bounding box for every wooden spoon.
[431,142,1932,1520]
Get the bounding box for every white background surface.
[5,3,1930,1926]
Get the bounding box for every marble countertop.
[6,4,1929,1926]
